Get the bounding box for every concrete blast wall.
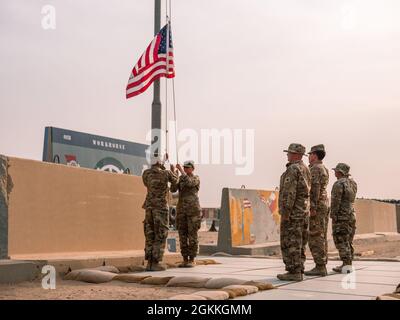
[216,188,398,254]
[355,199,398,234]
[0,155,146,258]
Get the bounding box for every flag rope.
[164,0,179,164]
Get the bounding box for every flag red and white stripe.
[126,23,175,99]
[243,198,252,209]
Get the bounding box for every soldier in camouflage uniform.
[277,143,311,281]
[330,163,358,273]
[142,158,178,271]
[170,160,201,268]
[304,144,330,276]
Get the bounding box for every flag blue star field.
[126,23,175,99]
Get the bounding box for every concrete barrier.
[355,199,398,234]
[216,188,280,253]
[201,188,399,256]
[0,155,146,258]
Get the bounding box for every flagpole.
[151,0,162,158]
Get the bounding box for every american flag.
[243,198,252,209]
[126,23,175,99]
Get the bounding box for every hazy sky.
[1,0,400,206]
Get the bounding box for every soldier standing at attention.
[142,157,178,271]
[331,163,358,273]
[278,143,311,281]
[170,160,201,268]
[304,144,329,276]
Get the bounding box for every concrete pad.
[277,278,397,297]
[236,288,373,300]
[361,265,400,272]
[317,274,400,285]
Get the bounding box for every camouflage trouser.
[143,208,169,262]
[332,218,356,264]
[176,212,201,259]
[308,207,329,266]
[280,215,309,273]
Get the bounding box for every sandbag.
[117,265,146,273]
[64,269,117,283]
[221,289,237,299]
[243,281,276,291]
[204,277,247,289]
[140,276,175,285]
[92,266,120,273]
[166,276,211,288]
[192,290,230,300]
[114,274,151,283]
[222,287,248,298]
[222,285,259,295]
[169,294,207,300]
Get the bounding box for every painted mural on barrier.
[229,188,280,246]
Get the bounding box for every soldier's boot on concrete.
[186,257,196,268]
[304,264,328,276]
[145,260,152,271]
[332,264,343,273]
[178,257,188,268]
[150,261,167,271]
[333,262,353,273]
[277,272,303,281]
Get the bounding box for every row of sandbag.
[63,266,276,299]
[169,283,273,300]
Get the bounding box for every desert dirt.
[1,232,400,300]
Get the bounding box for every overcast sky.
[1,0,400,206]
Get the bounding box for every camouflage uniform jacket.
[279,160,311,219]
[142,165,178,210]
[309,161,329,211]
[330,177,357,221]
[170,174,201,214]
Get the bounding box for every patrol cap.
[332,163,350,176]
[308,144,325,154]
[283,143,307,156]
[183,160,195,169]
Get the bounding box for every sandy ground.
[0,279,202,300]
[1,232,399,300]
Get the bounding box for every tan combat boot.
[186,257,196,268]
[332,262,353,273]
[145,259,152,271]
[304,264,328,276]
[150,261,167,271]
[178,257,189,268]
[277,272,303,281]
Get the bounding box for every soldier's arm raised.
[169,176,179,193]
[167,169,179,186]
[180,174,200,190]
[142,170,149,187]
[330,181,343,221]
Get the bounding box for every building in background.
[42,127,148,176]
